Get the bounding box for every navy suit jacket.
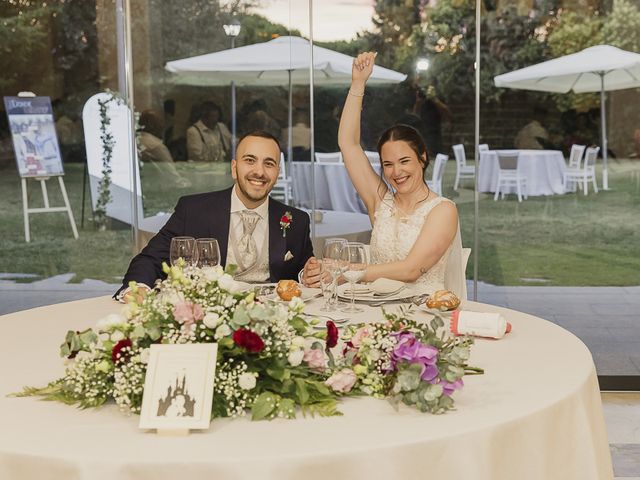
[116,187,314,296]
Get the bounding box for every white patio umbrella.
[165,36,406,161]
[494,44,640,189]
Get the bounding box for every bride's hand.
[351,51,377,89]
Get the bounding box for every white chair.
[563,146,599,195]
[426,153,448,196]
[452,144,475,190]
[478,144,489,153]
[564,144,586,192]
[494,151,527,202]
[315,152,342,163]
[272,152,293,204]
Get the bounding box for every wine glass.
[321,238,348,311]
[340,242,368,313]
[170,236,197,267]
[195,238,220,267]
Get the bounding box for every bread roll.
[276,280,302,301]
[426,290,460,311]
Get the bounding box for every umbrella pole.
[600,73,609,190]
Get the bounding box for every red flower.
[232,328,265,353]
[280,215,290,224]
[111,338,133,364]
[326,320,338,349]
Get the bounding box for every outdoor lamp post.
[223,18,241,155]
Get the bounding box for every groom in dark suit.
[117,130,321,298]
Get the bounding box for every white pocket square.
[284,250,294,261]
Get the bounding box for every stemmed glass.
[170,236,197,267]
[195,238,221,267]
[320,238,348,312]
[340,242,368,313]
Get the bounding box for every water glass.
[322,238,348,309]
[195,238,220,267]
[170,236,197,267]
[340,242,368,313]
[319,260,336,312]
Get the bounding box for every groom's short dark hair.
[237,130,282,159]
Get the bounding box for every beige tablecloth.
[0,297,613,480]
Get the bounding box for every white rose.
[218,274,239,293]
[203,312,221,329]
[238,372,257,390]
[201,265,223,282]
[214,323,231,340]
[288,296,305,311]
[287,349,305,367]
[96,313,125,331]
[291,336,306,348]
[110,330,125,342]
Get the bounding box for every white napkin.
[370,278,405,295]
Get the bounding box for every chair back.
[315,152,342,163]
[497,152,519,171]
[568,144,586,169]
[432,154,448,183]
[478,144,489,153]
[452,144,466,167]
[583,146,599,169]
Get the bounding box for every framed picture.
[4,96,64,178]
[139,343,218,432]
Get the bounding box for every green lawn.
[0,159,639,286]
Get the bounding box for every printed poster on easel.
[4,96,64,178]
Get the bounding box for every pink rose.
[325,368,357,393]
[351,326,371,348]
[173,301,204,329]
[303,348,326,371]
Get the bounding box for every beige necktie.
[237,210,260,271]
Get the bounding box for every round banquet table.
[479,149,567,196]
[0,297,613,480]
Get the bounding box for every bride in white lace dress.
[338,52,462,294]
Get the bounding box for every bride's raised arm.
[338,52,388,215]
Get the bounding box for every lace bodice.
[369,192,455,293]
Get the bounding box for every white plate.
[337,284,416,303]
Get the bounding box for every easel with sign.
[20,175,78,242]
[4,93,79,242]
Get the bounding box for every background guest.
[186,101,231,162]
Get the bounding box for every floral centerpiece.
[17,264,481,419]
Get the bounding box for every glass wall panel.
[0,0,133,313]
[308,0,476,271]
[478,0,640,385]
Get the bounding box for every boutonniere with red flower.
[280,211,292,237]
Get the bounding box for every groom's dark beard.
[237,175,273,202]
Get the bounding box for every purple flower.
[440,379,464,396]
[390,331,439,382]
